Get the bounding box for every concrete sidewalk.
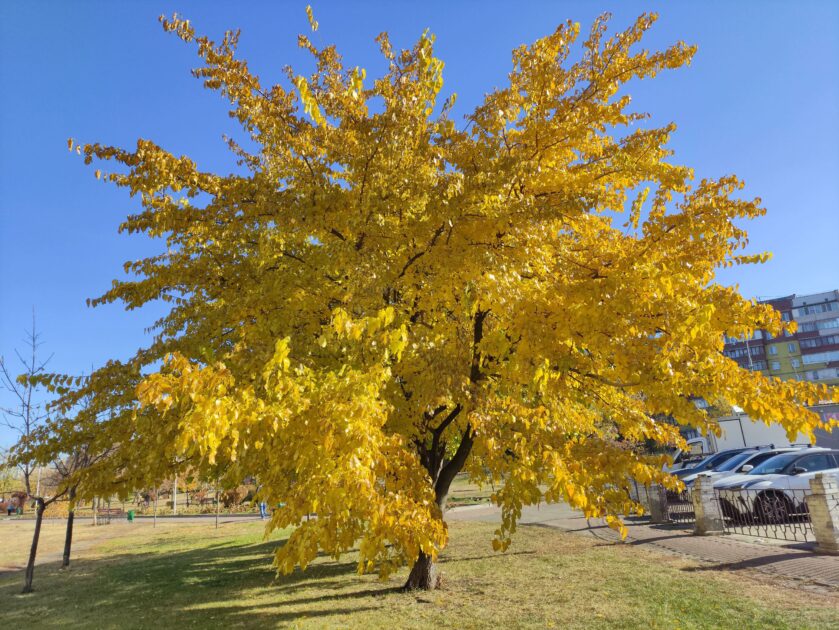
[449,502,839,589]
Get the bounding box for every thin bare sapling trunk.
[62,486,77,568]
[215,481,220,529]
[22,497,46,593]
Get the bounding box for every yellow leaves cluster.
[305,5,318,32]
[294,75,326,126]
[325,307,408,362]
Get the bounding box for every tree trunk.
[403,551,438,590]
[92,496,98,526]
[404,312,488,591]
[215,483,220,529]
[403,425,475,591]
[62,487,76,568]
[22,497,45,593]
[23,467,32,499]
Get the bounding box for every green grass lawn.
[446,472,495,507]
[1,518,836,629]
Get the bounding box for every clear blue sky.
[1,1,837,445]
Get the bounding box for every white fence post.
[805,473,839,555]
[649,485,671,524]
[692,474,724,535]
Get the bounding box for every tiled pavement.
[449,502,839,588]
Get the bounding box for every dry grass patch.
[0,519,149,573]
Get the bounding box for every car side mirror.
[740,464,754,473]
[791,466,807,475]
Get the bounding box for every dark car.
[673,448,753,479]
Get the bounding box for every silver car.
[716,449,839,523]
[682,448,802,487]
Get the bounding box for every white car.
[681,447,802,487]
[715,449,839,523]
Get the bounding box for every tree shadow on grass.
[439,550,535,564]
[0,536,403,628]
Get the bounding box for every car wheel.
[754,491,792,525]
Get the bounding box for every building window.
[771,361,781,371]
[798,319,839,333]
[791,359,800,368]
[797,302,839,317]
[769,345,778,355]
[724,346,763,359]
[788,342,796,353]
[803,350,839,365]
[751,360,767,370]
[799,335,839,350]
[781,312,791,321]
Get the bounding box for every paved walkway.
[449,502,839,589]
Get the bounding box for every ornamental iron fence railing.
[628,480,652,513]
[665,488,696,524]
[715,487,814,543]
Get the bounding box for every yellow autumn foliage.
[26,10,836,581]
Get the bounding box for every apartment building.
[723,289,839,386]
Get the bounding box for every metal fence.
[628,480,653,512]
[665,488,696,524]
[628,482,695,524]
[715,488,814,543]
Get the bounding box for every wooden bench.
[97,507,124,524]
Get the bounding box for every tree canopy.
[28,9,836,588]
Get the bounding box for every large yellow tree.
[41,10,835,589]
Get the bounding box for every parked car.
[681,447,802,487]
[666,408,814,471]
[715,448,839,523]
[672,448,753,479]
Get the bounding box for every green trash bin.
[127,510,135,523]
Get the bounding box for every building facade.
[723,289,839,386]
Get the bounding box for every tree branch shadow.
[0,535,407,626]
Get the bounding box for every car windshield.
[748,452,800,475]
[693,451,742,472]
[715,451,758,472]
